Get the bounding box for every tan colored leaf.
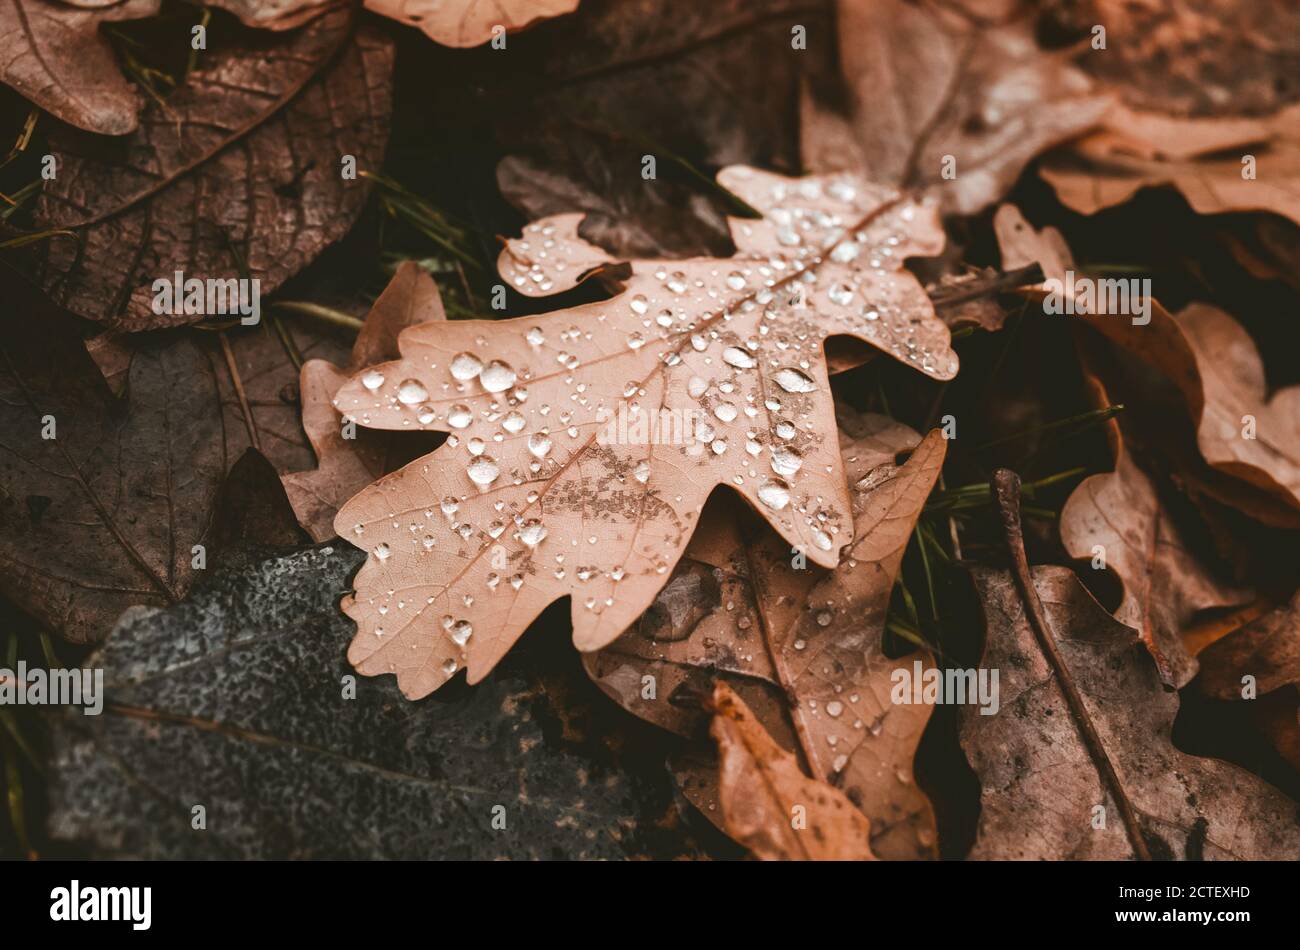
[760,429,945,860]
[34,7,393,330]
[365,0,579,47]
[332,166,954,699]
[710,682,876,861]
[0,0,160,135]
[1197,589,1300,700]
[1040,104,1300,226]
[589,416,942,859]
[1059,367,1251,688]
[802,0,1113,214]
[1075,300,1300,513]
[963,566,1300,860]
[283,263,444,541]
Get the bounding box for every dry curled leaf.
[710,682,876,861]
[0,0,160,135]
[282,263,442,541]
[366,0,579,47]
[34,7,393,330]
[802,0,1113,214]
[332,166,954,699]
[962,566,1300,860]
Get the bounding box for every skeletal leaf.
[963,566,1300,860]
[283,263,443,541]
[710,682,876,861]
[365,0,580,47]
[34,7,393,330]
[333,166,953,699]
[802,0,1113,214]
[0,0,160,135]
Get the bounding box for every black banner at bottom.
[2,859,1288,936]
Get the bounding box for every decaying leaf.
[283,263,442,541]
[34,7,394,330]
[47,545,706,859]
[332,166,954,699]
[963,566,1300,860]
[710,682,876,861]
[0,0,160,135]
[366,0,579,48]
[0,317,226,643]
[802,0,1113,214]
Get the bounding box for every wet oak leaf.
[283,262,443,541]
[365,0,580,48]
[758,428,944,860]
[801,0,1113,214]
[588,415,943,860]
[332,166,954,699]
[34,7,394,330]
[710,682,876,861]
[962,566,1300,861]
[0,0,160,135]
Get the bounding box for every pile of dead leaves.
[1,0,1298,861]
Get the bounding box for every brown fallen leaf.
[802,0,1113,214]
[1039,103,1300,227]
[283,263,443,541]
[710,682,876,861]
[0,298,312,642]
[590,416,943,859]
[33,7,393,330]
[331,166,954,699]
[1197,589,1300,701]
[366,0,579,48]
[1072,299,1300,514]
[491,0,821,260]
[962,565,1300,860]
[0,0,160,135]
[1059,360,1251,688]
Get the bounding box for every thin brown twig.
[218,332,261,451]
[991,468,1152,861]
